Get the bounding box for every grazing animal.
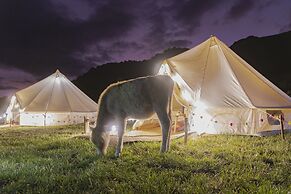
[91,75,174,157]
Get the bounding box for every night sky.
[0,0,290,96]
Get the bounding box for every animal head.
[90,126,110,156]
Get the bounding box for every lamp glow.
[158,64,170,75]
[194,101,207,111]
[110,125,118,135]
[181,90,193,103]
[56,76,60,84]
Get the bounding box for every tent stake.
[280,114,285,140]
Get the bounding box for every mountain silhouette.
[230,30,291,96]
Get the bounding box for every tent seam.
[44,73,57,113]
[199,37,212,100]
[21,77,52,110]
[216,38,255,108]
[60,74,73,112]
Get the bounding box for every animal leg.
[156,110,171,153]
[115,119,126,157]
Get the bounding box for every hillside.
[230,31,291,96]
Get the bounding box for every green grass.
[0,125,290,194]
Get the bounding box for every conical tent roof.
[16,70,97,112]
[164,36,291,109]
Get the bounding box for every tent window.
[266,110,282,125]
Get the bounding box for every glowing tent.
[136,36,291,135]
[6,70,97,126]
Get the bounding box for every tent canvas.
[135,36,291,135]
[5,70,97,126]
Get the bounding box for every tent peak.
[210,35,218,46]
[54,69,62,78]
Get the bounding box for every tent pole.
[280,114,285,140]
[174,115,177,133]
[44,113,47,128]
[183,107,188,144]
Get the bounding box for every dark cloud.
[174,0,223,31]
[279,12,291,33]
[226,0,256,20]
[141,0,224,56]
[0,85,18,90]
[257,0,277,10]
[167,40,192,48]
[0,0,136,76]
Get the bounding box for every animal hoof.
[96,148,101,155]
[114,152,121,158]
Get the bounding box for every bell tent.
[136,36,291,135]
[5,70,97,126]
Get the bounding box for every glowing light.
[188,101,217,134]
[11,95,16,102]
[56,76,60,84]
[110,125,118,135]
[194,101,207,111]
[181,90,193,103]
[171,73,182,84]
[158,64,169,75]
[5,95,17,123]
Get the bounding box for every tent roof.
[164,36,291,108]
[16,70,97,113]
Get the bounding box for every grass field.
[0,125,290,193]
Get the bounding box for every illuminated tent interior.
[134,36,291,135]
[0,96,11,124]
[5,70,97,126]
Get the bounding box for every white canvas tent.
[136,36,291,135]
[6,70,97,126]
